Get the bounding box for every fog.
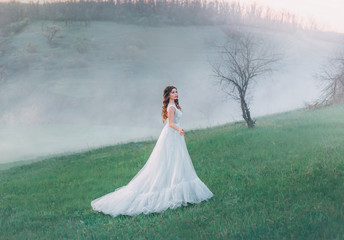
[0,21,342,166]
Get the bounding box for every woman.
[91,86,213,217]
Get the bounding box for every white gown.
[91,104,213,217]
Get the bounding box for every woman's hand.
[178,128,185,136]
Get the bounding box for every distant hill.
[0,19,343,165]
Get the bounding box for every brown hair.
[161,86,182,123]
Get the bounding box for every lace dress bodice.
[166,104,182,127]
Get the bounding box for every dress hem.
[91,178,214,218]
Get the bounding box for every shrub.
[26,42,36,53]
[3,17,29,36]
[72,35,91,54]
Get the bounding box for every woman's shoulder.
[167,104,176,110]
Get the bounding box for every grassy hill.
[1,103,344,239]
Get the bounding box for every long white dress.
[91,104,213,217]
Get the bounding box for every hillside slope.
[1,103,344,239]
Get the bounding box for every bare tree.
[209,31,282,128]
[41,23,61,46]
[316,51,344,106]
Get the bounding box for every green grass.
[1,104,344,239]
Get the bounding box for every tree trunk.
[240,95,255,128]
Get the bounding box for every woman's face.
[169,88,178,100]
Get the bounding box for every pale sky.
[242,0,344,33]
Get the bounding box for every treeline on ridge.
[0,0,315,31]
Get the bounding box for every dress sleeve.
[167,105,176,111]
